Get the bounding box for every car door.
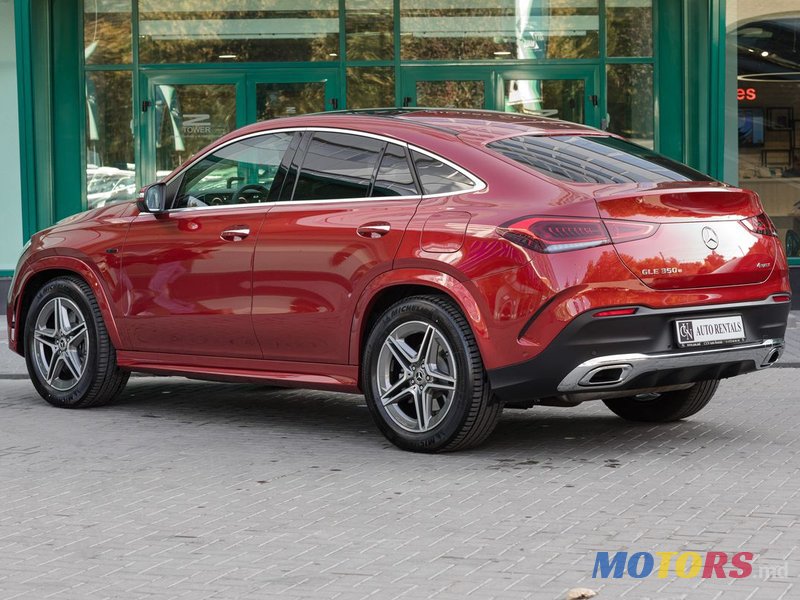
[121,131,296,358]
[253,131,422,364]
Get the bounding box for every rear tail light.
[604,219,660,244]
[498,217,610,254]
[742,213,778,237]
[773,294,791,303]
[498,217,659,253]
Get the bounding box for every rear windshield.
[486,135,715,184]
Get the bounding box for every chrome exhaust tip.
[578,364,633,387]
[761,348,781,367]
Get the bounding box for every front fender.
[10,254,125,355]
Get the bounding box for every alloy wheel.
[376,320,458,433]
[32,297,89,391]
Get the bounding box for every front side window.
[173,132,294,208]
[487,135,715,184]
[292,132,385,201]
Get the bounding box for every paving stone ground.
[1,365,798,600]
[782,311,800,364]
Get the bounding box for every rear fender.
[349,268,491,366]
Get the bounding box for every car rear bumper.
[556,338,782,393]
[488,297,791,404]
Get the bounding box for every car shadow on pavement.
[104,377,745,461]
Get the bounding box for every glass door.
[399,66,600,127]
[400,68,494,110]
[495,66,601,128]
[249,68,340,121]
[141,73,246,184]
[141,69,340,184]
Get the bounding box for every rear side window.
[372,144,418,197]
[292,132,385,201]
[486,135,715,184]
[411,150,475,195]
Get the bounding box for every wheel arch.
[13,260,124,357]
[350,269,492,369]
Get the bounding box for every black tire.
[362,295,502,453]
[602,380,720,422]
[24,276,129,408]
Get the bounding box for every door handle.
[357,222,391,239]
[220,226,250,241]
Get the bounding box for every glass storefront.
[85,71,135,209]
[256,82,327,121]
[138,1,341,63]
[79,0,655,211]
[726,1,800,263]
[418,80,485,110]
[346,66,395,109]
[606,63,654,147]
[398,0,601,60]
[84,0,132,65]
[10,0,799,293]
[346,0,394,60]
[504,78,585,123]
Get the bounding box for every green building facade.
[2,1,799,298]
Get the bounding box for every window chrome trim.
[162,194,426,214]
[158,126,486,214]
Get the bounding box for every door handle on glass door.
[220,227,250,242]
[357,222,391,238]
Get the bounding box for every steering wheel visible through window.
[172,132,295,209]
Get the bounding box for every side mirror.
[139,182,167,214]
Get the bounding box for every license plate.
[675,315,745,348]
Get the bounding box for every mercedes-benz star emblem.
[702,226,719,250]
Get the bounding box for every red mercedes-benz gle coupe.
[7,109,791,452]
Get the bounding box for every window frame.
[371,142,421,199]
[170,130,297,209]
[159,127,485,213]
[289,131,389,202]
[410,148,482,196]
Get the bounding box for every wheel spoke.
[425,363,456,388]
[417,325,435,364]
[58,301,73,335]
[34,329,58,350]
[65,321,87,346]
[62,348,83,381]
[414,388,432,431]
[385,335,415,373]
[380,374,413,406]
[424,380,456,394]
[50,299,59,333]
[46,354,64,385]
